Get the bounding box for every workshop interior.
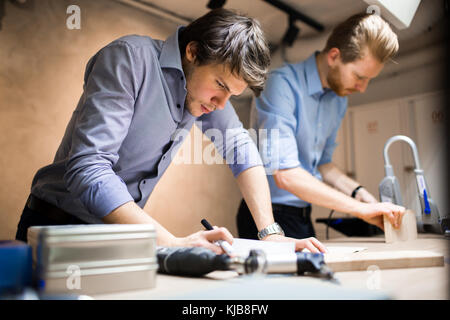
[0,0,449,302]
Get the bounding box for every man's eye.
[216,81,225,89]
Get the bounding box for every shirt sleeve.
[63,41,141,218]
[317,130,338,166]
[255,71,301,174]
[197,101,263,178]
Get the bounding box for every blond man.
[237,13,405,240]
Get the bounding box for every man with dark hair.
[16,9,327,254]
[237,13,405,240]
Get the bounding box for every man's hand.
[174,227,234,255]
[103,202,234,254]
[263,234,328,253]
[356,202,405,230]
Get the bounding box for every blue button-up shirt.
[31,27,262,223]
[254,52,347,208]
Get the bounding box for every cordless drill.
[156,246,336,282]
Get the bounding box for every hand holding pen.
[201,219,235,256]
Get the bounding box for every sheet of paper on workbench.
[231,238,295,257]
[303,246,367,254]
[232,238,367,256]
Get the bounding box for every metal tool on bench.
[27,224,158,295]
[156,246,337,282]
[379,135,448,234]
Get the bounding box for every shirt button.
[142,180,146,184]
[177,104,181,108]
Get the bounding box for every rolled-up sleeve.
[255,72,301,174]
[63,41,140,218]
[198,102,263,178]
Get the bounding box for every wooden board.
[324,250,444,272]
[384,209,418,243]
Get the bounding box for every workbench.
[93,234,448,300]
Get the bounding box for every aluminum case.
[27,224,157,295]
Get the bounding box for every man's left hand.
[262,234,329,253]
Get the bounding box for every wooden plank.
[324,250,444,272]
[384,209,418,243]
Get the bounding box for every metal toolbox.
[27,224,157,295]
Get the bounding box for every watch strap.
[257,222,285,240]
[351,185,364,198]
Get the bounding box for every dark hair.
[179,8,270,96]
[324,13,399,63]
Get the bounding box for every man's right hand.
[355,202,405,230]
[174,227,234,255]
[103,202,234,254]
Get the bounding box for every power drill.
[156,247,337,282]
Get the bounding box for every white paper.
[232,238,366,257]
[231,238,295,257]
[303,246,367,254]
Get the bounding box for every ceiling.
[135,0,446,49]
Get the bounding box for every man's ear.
[185,41,197,63]
[327,48,341,66]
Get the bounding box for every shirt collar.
[159,26,185,73]
[304,51,324,97]
[159,26,191,123]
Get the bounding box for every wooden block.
[384,209,418,243]
[324,250,444,272]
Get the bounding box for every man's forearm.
[319,162,359,196]
[236,166,275,231]
[319,163,378,203]
[102,201,178,246]
[274,167,364,216]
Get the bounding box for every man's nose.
[213,93,230,110]
[356,80,369,93]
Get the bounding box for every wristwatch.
[257,222,285,240]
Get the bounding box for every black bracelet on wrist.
[351,185,363,198]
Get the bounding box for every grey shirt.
[31,27,262,223]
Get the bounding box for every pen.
[201,218,234,256]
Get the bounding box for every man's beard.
[184,92,193,112]
[326,65,346,97]
[183,62,196,115]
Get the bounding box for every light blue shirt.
[31,27,262,223]
[255,52,347,208]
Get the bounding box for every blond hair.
[324,13,399,63]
